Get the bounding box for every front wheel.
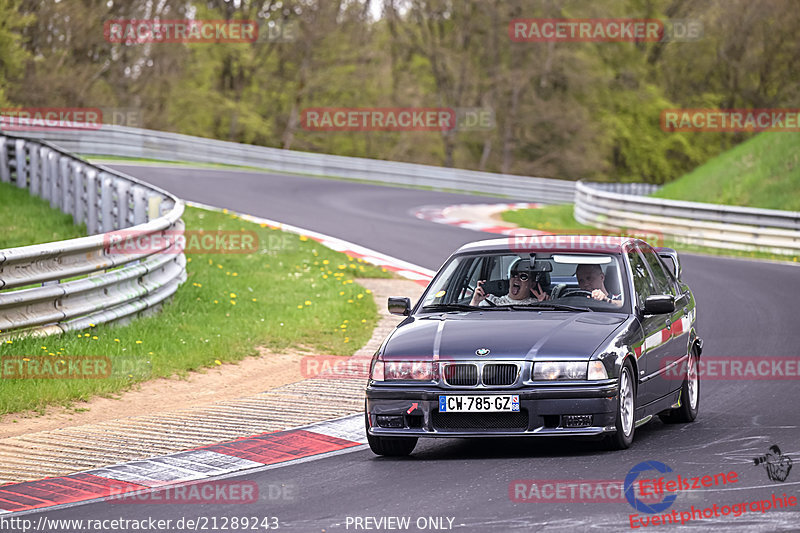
[604,359,636,450]
[659,346,700,424]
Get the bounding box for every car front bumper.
[366,381,619,438]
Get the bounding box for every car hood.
[383,312,628,362]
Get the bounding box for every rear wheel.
[659,346,700,424]
[365,413,418,456]
[604,359,636,450]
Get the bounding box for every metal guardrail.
[15,125,580,204]
[575,181,800,255]
[0,133,186,338]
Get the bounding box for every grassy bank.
[0,184,389,414]
[652,132,800,211]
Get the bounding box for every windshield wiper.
[507,303,594,312]
[421,303,482,312]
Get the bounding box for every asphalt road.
[14,165,800,532]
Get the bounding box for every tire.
[659,346,700,424]
[365,413,418,456]
[604,359,636,450]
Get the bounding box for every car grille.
[432,410,529,431]
[443,364,478,386]
[482,364,518,386]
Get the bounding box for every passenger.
[470,261,549,306]
[575,264,623,307]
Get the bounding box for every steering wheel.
[560,288,594,299]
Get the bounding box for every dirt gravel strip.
[0,277,425,487]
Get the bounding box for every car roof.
[454,235,640,255]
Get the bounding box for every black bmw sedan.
[365,236,702,455]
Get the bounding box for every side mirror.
[643,294,675,316]
[388,297,411,316]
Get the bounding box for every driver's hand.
[590,289,606,301]
[470,280,487,306]
[532,283,549,302]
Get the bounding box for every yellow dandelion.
[92,336,98,340]
[217,264,223,269]
[299,235,308,241]
[214,300,219,304]
[230,300,237,305]
[187,257,192,262]
[49,352,54,356]
[4,340,11,344]
[361,319,367,323]
[114,338,120,342]
[41,346,47,350]
[338,265,347,270]
[89,323,96,327]
[208,259,213,265]
[344,337,350,343]
[252,298,257,302]
[230,293,237,298]
[339,291,345,296]
[366,289,372,294]
[135,340,143,344]
[232,272,238,277]
[148,351,154,355]
[323,259,330,265]
[297,304,304,309]
[215,359,222,365]
[304,300,312,305]
[260,223,267,228]
[323,275,328,279]
[357,294,364,299]
[223,208,228,214]
[84,333,90,337]
[348,299,354,303]
[344,320,349,323]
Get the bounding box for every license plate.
[439,395,520,413]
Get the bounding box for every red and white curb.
[191,201,435,285]
[413,202,544,236]
[0,414,365,515]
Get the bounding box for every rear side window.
[639,244,676,296]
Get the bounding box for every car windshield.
[419,252,628,313]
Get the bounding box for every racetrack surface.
[13,164,800,532]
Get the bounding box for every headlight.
[370,360,436,381]
[587,360,609,380]
[533,361,587,380]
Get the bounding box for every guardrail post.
[0,137,7,183]
[59,155,72,214]
[29,145,41,195]
[100,172,115,232]
[132,185,148,225]
[85,168,99,234]
[14,139,27,188]
[72,161,85,225]
[116,180,131,229]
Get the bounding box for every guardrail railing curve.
[0,132,186,339]
[575,181,800,256]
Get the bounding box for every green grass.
[501,204,800,263]
[501,203,593,232]
[0,183,86,248]
[0,204,391,415]
[652,132,800,211]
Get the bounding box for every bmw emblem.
[476,348,490,356]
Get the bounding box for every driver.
[575,264,623,307]
[470,259,549,306]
